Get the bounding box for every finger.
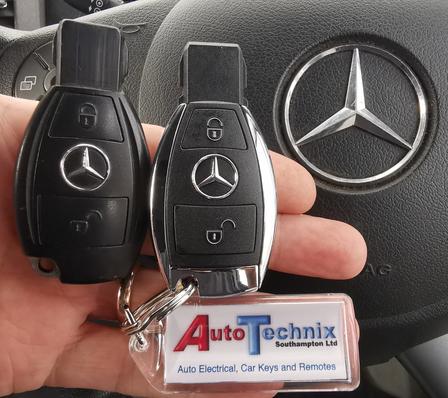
[144,205,367,282]
[142,123,164,161]
[0,95,36,138]
[269,151,316,214]
[58,214,367,322]
[0,96,37,176]
[142,124,316,215]
[45,323,160,398]
[2,255,166,325]
[45,323,277,398]
[86,267,167,321]
[90,214,366,320]
[269,214,367,279]
[141,238,154,255]
[1,95,316,215]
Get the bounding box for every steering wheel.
[1,0,448,395]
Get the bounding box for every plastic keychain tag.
[126,292,360,394]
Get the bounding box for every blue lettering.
[324,326,336,338]
[316,322,322,339]
[276,327,288,340]
[304,327,315,339]
[289,323,301,339]
[262,327,275,340]
[237,315,271,355]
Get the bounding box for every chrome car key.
[151,42,276,296]
[15,20,150,283]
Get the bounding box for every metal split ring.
[118,272,198,343]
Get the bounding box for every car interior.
[1,0,447,397]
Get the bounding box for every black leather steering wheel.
[2,0,448,395]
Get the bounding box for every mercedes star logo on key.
[283,44,428,185]
[192,154,239,199]
[60,143,110,191]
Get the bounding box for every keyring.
[127,277,198,335]
[118,272,198,349]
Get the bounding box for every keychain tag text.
[122,287,360,394]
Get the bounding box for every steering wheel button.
[14,42,55,101]
[49,93,123,142]
[181,108,247,149]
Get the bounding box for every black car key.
[151,42,276,297]
[15,20,150,284]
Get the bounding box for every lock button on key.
[49,92,123,142]
[181,108,247,149]
[79,103,97,129]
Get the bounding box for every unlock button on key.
[206,219,237,245]
[39,196,128,247]
[70,220,89,234]
[206,230,222,245]
[174,205,256,255]
[69,210,103,235]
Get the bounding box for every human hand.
[0,94,366,397]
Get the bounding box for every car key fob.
[151,42,276,297]
[15,20,150,283]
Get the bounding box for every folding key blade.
[15,20,150,284]
[151,42,277,297]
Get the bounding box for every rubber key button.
[38,196,128,247]
[49,92,123,141]
[181,109,247,149]
[174,205,256,255]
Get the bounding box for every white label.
[164,301,351,384]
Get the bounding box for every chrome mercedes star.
[67,147,106,181]
[61,144,110,191]
[296,48,412,150]
[197,156,234,189]
[192,154,239,199]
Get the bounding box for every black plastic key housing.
[151,43,276,297]
[15,20,150,284]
